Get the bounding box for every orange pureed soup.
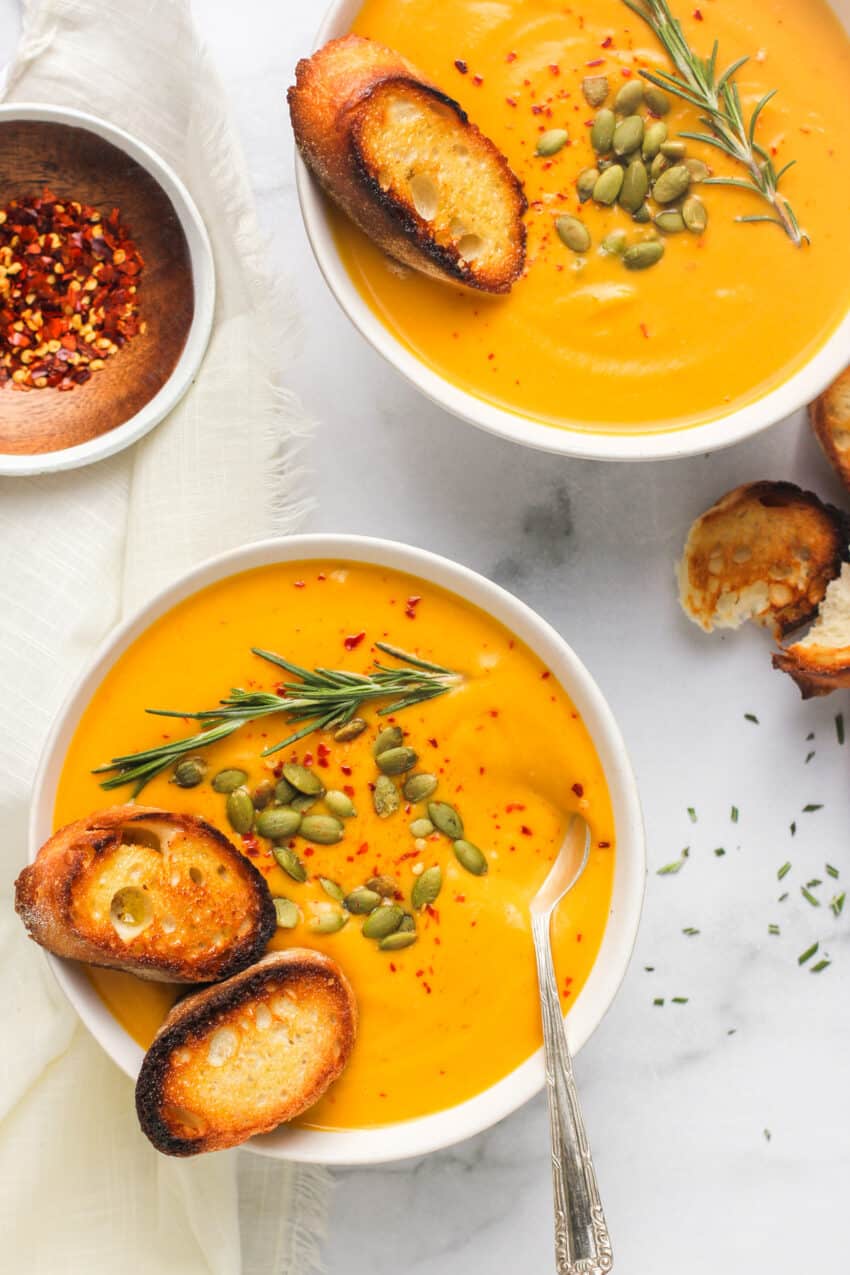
[54,561,615,1129]
[334,0,850,432]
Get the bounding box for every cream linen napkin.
[0,1,326,1272]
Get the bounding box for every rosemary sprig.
[622,0,808,245]
[94,642,460,795]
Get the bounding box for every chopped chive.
[714,847,726,857]
[644,965,655,972]
[831,892,845,917]
[744,713,759,723]
[778,892,789,903]
[682,927,700,936]
[730,806,739,823]
[798,941,819,965]
[657,850,688,875]
[803,804,823,813]
[837,713,845,745]
[687,807,697,823]
[805,751,815,764]
[801,887,821,907]
[763,1129,772,1142]
[826,864,839,879]
[806,878,822,889]
[768,923,780,936]
[727,1029,736,1036]
[811,959,831,973]
[806,732,815,742]
[653,997,665,1006]
[790,822,797,836]
[671,996,689,1004]
[777,862,791,880]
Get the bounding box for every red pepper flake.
[428,737,439,749]
[455,894,466,903]
[343,784,355,797]
[341,764,352,777]
[423,982,433,995]
[693,8,703,18]
[454,59,468,73]
[541,670,551,679]
[549,64,560,75]
[531,104,544,116]
[489,709,499,718]
[302,751,314,766]
[586,58,605,67]
[601,36,613,48]
[389,963,397,972]
[621,67,633,77]
[425,904,440,922]
[241,832,260,857]
[599,840,611,849]
[472,74,483,85]
[303,846,315,858]
[576,932,583,943]
[344,631,366,650]
[521,825,533,836]
[356,842,369,856]
[505,802,526,813]
[506,50,517,62]
[293,580,305,589]
[317,573,327,582]
[572,782,584,798]
[506,97,517,107]
[640,322,651,340]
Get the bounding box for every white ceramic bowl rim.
[296,0,850,462]
[0,103,215,477]
[30,534,645,1165]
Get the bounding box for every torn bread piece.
[288,34,527,293]
[810,366,850,493]
[773,562,850,697]
[677,481,849,639]
[15,807,275,983]
[136,949,357,1155]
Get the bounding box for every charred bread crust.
[288,34,527,293]
[810,366,850,493]
[771,649,850,698]
[14,807,276,983]
[135,949,357,1155]
[678,480,850,639]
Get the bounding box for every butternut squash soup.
[54,561,615,1129]
[334,0,850,433]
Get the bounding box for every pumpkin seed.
[273,897,300,929]
[613,114,644,157]
[660,139,686,160]
[226,787,254,834]
[300,814,344,845]
[409,817,435,838]
[650,153,669,181]
[256,807,302,840]
[274,776,297,804]
[290,794,317,812]
[403,772,438,803]
[333,717,367,743]
[684,157,710,183]
[398,913,416,933]
[593,164,624,205]
[325,789,356,818]
[411,865,442,909]
[273,844,307,883]
[212,768,248,794]
[555,215,591,254]
[623,239,665,270]
[319,877,345,902]
[373,775,400,817]
[614,79,644,115]
[642,120,668,160]
[428,801,464,839]
[536,128,568,157]
[173,757,206,788]
[590,108,616,154]
[653,163,690,204]
[345,886,382,914]
[310,911,346,934]
[632,204,652,224]
[379,931,417,951]
[619,158,649,213]
[366,875,399,897]
[582,75,609,108]
[577,167,600,202]
[682,194,708,233]
[601,228,628,256]
[252,779,275,810]
[282,763,324,796]
[654,209,686,233]
[645,86,671,116]
[373,725,403,757]
[362,904,404,939]
[376,746,418,775]
[453,839,489,875]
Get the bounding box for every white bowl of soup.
[295,0,850,460]
[29,535,644,1164]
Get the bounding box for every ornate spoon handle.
[531,911,613,1275]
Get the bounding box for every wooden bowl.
[0,105,214,476]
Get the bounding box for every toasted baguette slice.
[15,807,275,983]
[810,366,850,493]
[136,949,357,1155]
[677,481,849,639]
[773,562,850,697]
[289,34,526,293]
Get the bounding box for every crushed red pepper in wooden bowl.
[0,188,145,391]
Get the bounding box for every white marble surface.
[5,1,850,1270]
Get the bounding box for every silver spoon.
[530,812,613,1274]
